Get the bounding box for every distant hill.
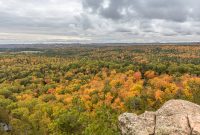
[0,42,200,49]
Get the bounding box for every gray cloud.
[0,0,200,43]
[115,27,132,33]
[82,0,103,12]
[83,0,200,22]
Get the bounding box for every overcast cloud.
[0,0,200,43]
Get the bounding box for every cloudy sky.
[0,0,200,44]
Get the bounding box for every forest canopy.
[0,45,200,134]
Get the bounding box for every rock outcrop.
[118,100,200,135]
[0,122,12,132]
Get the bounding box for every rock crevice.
[187,115,193,135]
[119,100,200,135]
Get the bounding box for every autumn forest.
[0,45,200,135]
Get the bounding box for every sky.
[0,0,200,44]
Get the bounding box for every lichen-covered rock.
[138,111,155,134]
[119,100,200,135]
[118,111,155,135]
[188,115,200,135]
[155,114,190,135]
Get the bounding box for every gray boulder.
[118,100,200,135]
[119,112,155,135]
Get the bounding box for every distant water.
[20,51,42,53]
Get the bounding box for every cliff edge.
[118,100,200,135]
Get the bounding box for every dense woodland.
[0,45,200,134]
